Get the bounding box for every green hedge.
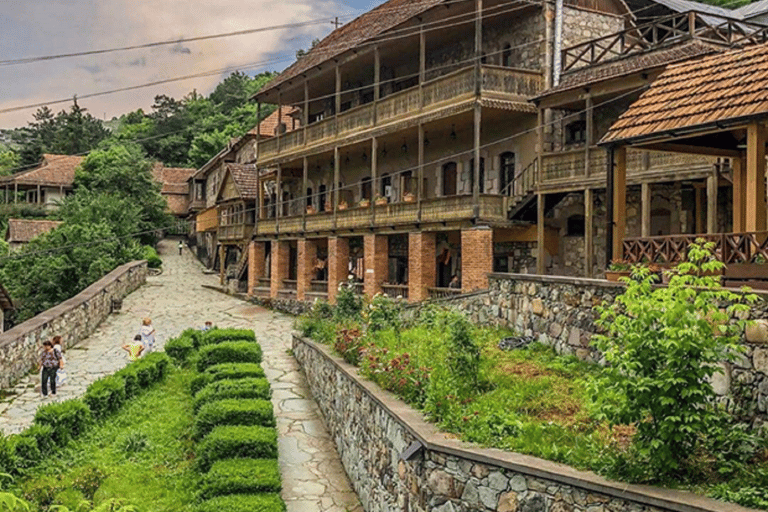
[165,334,195,365]
[199,329,256,347]
[33,400,92,446]
[113,365,139,398]
[196,342,262,372]
[195,493,285,512]
[0,435,13,474]
[142,245,162,269]
[194,399,275,439]
[193,378,271,412]
[196,426,277,472]
[119,352,170,388]
[83,375,126,419]
[191,363,266,395]
[199,458,281,499]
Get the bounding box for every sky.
[0,0,384,129]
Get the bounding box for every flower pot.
[338,203,348,211]
[324,203,333,213]
[306,206,317,215]
[403,193,416,203]
[375,198,388,206]
[359,199,370,208]
[605,270,631,282]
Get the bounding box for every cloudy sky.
[0,0,382,128]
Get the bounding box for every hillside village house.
[5,219,63,251]
[189,0,768,301]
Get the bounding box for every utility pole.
[332,17,341,29]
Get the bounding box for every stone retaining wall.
[293,335,754,512]
[439,274,768,425]
[0,261,148,389]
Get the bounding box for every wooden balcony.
[255,195,508,236]
[258,65,542,162]
[540,147,715,190]
[218,224,252,242]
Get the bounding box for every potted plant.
[324,201,333,213]
[359,198,371,208]
[605,259,632,282]
[306,204,317,214]
[338,200,348,211]
[375,194,388,206]
[403,191,416,203]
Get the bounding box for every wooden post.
[276,90,282,153]
[613,146,627,261]
[419,26,426,109]
[641,182,651,238]
[371,137,377,225]
[733,157,746,232]
[14,183,17,204]
[536,108,544,184]
[303,79,309,147]
[584,188,593,278]
[707,172,717,234]
[37,184,41,205]
[302,157,308,232]
[746,122,766,232]
[335,64,341,121]
[536,193,545,274]
[333,146,340,229]
[255,101,261,161]
[606,148,614,268]
[695,184,704,234]
[373,46,380,125]
[585,95,593,178]
[472,0,483,219]
[276,164,282,233]
[418,124,424,222]
[219,245,225,285]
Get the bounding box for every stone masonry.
[0,261,147,390]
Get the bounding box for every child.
[200,321,213,332]
[122,334,145,362]
[139,318,156,353]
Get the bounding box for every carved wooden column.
[746,122,766,232]
[612,147,627,261]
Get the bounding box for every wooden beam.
[695,185,704,234]
[733,156,746,232]
[418,124,424,222]
[707,172,717,234]
[371,137,377,225]
[639,142,741,158]
[584,94,593,179]
[746,122,767,232]
[641,182,651,238]
[613,146,626,261]
[536,193,545,274]
[584,188,593,278]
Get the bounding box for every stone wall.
[440,274,768,426]
[0,261,147,390]
[294,335,752,512]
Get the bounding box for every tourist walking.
[52,335,66,387]
[139,318,156,353]
[122,334,145,362]
[39,340,62,398]
[178,240,183,255]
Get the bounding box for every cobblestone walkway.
[0,239,362,512]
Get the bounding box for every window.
[502,43,513,67]
[499,152,515,195]
[381,174,392,198]
[565,120,587,145]
[361,177,372,200]
[442,162,457,196]
[567,214,585,237]
[319,185,327,212]
[306,188,313,207]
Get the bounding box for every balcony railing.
[257,195,508,236]
[624,232,768,266]
[428,287,462,299]
[218,223,251,241]
[257,65,542,160]
[382,284,409,299]
[541,147,714,183]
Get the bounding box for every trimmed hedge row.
[194,493,285,512]
[196,342,262,372]
[193,378,271,412]
[190,362,267,395]
[0,351,171,476]
[196,425,277,472]
[194,399,275,439]
[198,458,281,499]
[165,332,195,364]
[199,329,256,347]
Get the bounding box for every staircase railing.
[502,159,537,209]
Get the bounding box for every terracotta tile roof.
[152,164,195,195]
[6,219,63,243]
[1,154,83,187]
[601,42,768,144]
[541,40,720,98]
[165,195,190,216]
[252,107,301,138]
[257,0,444,98]
[227,163,258,200]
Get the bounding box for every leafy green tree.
[0,150,18,175]
[592,240,757,478]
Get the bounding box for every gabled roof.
[216,163,258,202]
[735,0,768,19]
[601,42,768,145]
[1,154,83,187]
[6,219,63,243]
[253,107,301,138]
[256,0,444,98]
[152,164,195,195]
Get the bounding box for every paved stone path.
[0,239,362,512]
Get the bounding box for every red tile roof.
[6,219,63,243]
[252,107,301,138]
[1,154,83,187]
[602,42,768,144]
[227,163,258,200]
[152,164,196,195]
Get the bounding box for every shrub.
[33,399,92,446]
[84,375,126,419]
[199,458,281,499]
[10,434,40,471]
[333,328,365,366]
[194,493,285,512]
[196,342,262,372]
[125,352,171,387]
[190,373,214,396]
[334,284,363,321]
[21,424,55,457]
[365,293,404,335]
[194,399,275,439]
[204,362,266,381]
[200,328,256,347]
[592,240,757,477]
[0,435,14,474]
[165,334,195,365]
[195,425,277,471]
[142,245,162,269]
[113,366,139,398]
[194,378,271,412]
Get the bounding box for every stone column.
[270,240,289,299]
[461,226,493,292]
[297,239,317,301]
[247,241,266,296]
[408,231,436,302]
[364,234,388,298]
[328,237,349,304]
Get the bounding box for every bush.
[0,435,14,474]
[199,458,281,499]
[200,328,256,347]
[195,425,277,471]
[190,373,214,396]
[194,378,271,412]
[205,362,266,381]
[84,375,126,419]
[123,352,171,387]
[194,399,275,439]
[33,399,92,446]
[195,493,285,512]
[196,342,262,372]
[10,434,40,471]
[165,334,195,365]
[21,424,55,457]
[142,245,162,269]
[334,284,363,321]
[113,366,139,398]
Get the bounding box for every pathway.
[0,239,362,512]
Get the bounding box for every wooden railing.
[428,287,462,299]
[623,232,768,266]
[218,224,251,241]
[310,281,328,293]
[257,65,542,160]
[562,11,768,72]
[381,284,409,299]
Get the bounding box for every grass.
[10,368,199,512]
